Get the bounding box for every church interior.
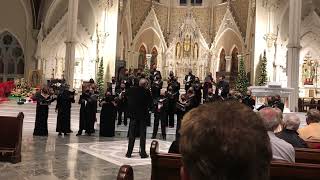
[1,0,320,179]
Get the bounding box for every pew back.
[150,140,320,180]
[0,112,24,163]
[150,141,182,180]
[295,148,320,164]
[270,162,320,180]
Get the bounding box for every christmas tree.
[96,58,105,98]
[235,56,249,95]
[257,51,268,86]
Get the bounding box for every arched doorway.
[231,47,239,72]
[0,31,24,82]
[151,47,158,68]
[138,45,146,70]
[219,49,226,72]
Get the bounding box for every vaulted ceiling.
[30,0,45,29]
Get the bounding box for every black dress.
[100,95,117,137]
[33,92,55,136]
[77,93,94,135]
[56,90,75,134]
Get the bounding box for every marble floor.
[0,101,175,180]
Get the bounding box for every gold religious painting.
[29,70,42,88]
[183,34,192,57]
[302,53,316,85]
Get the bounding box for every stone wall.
[130,0,151,38]
[213,4,227,38]
[192,8,211,44]
[154,3,168,40]
[231,0,249,37]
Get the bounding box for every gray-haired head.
[139,78,148,88]
[284,114,300,131]
[259,107,281,132]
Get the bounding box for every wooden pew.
[0,112,24,163]
[150,141,182,180]
[150,140,320,180]
[270,162,320,180]
[305,140,320,149]
[295,148,320,164]
[117,165,134,180]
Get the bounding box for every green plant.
[235,56,249,94]
[96,58,105,98]
[257,51,268,86]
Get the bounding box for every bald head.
[259,107,281,131]
[139,78,148,88]
[284,114,300,131]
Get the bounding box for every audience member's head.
[283,114,300,131]
[139,78,148,89]
[306,109,320,125]
[259,107,281,132]
[180,102,272,180]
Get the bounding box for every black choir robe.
[56,90,75,134]
[100,95,117,137]
[33,92,55,136]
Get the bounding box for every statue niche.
[219,49,226,72]
[138,45,146,70]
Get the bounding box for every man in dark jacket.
[126,78,152,158]
[184,69,195,91]
[276,114,308,148]
[215,75,229,99]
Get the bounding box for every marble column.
[226,56,232,72]
[64,0,79,87]
[287,0,302,112]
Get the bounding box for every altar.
[249,83,294,112]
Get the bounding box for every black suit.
[150,70,162,81]
[126,86,152,156]
[215,80,229,99]
[276,129,308,148]
[184,74,195,90]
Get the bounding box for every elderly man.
[298,109,320,140]
[277,114,308,148]
[126,78,152,158]
[259,107,295,163]
[180,102,272,180]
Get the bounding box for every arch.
[219,49,226,72]
[231,46,239,72]
[215,29,244,54]
[138,45,147,70]
[0,31,25,81]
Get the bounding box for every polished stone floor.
[0,101,174,180]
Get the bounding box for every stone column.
[226,56,232,72]
[64,0,79,87]
[287,0,302,112]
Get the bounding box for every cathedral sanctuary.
[1,0,320,180]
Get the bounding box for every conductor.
[126,78,152,158]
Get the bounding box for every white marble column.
[287,0,302,112]
[226,56,232,72]
[64,0,79,87]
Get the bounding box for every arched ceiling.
[33,0,95,35]
[280,0,320,41]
